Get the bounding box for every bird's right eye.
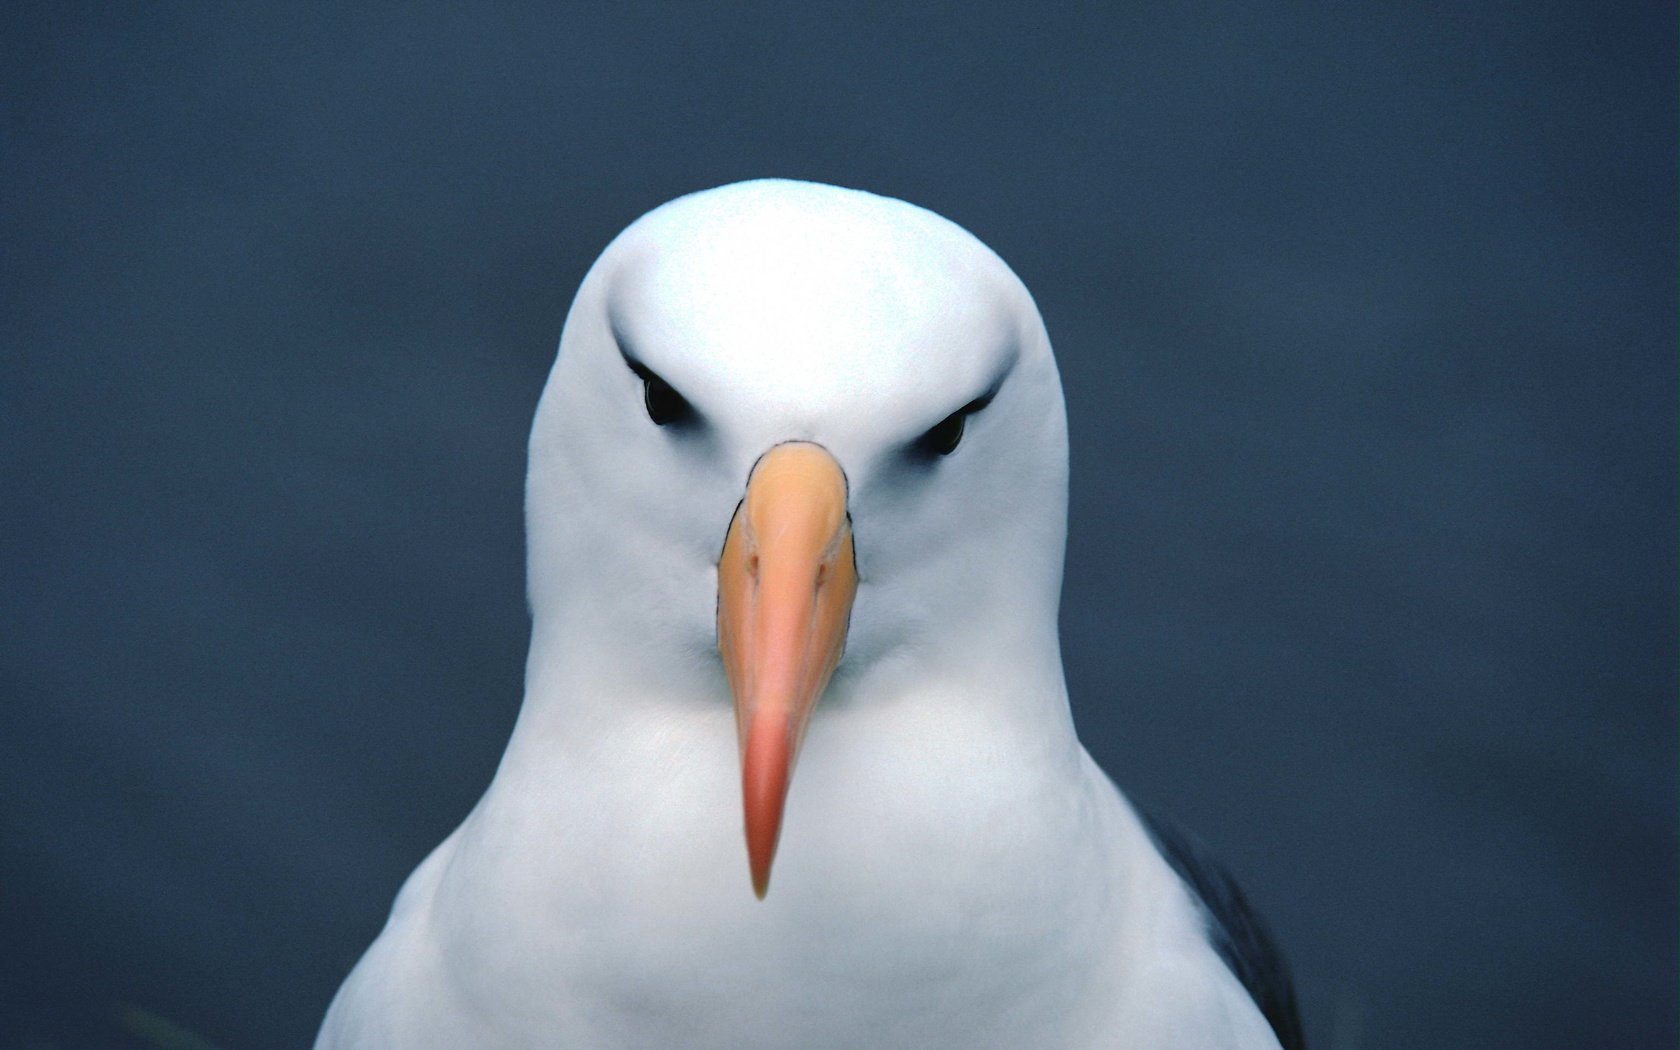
[641,371,693,426]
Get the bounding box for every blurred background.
[3,3,1674,1048]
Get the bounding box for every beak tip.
[746,824,778,899]
[741,718,790,902]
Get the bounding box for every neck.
[461,618,1129,1050]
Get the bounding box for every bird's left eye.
[917,410,967,457]
[912,394,992,459]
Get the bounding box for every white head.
[522,179,1070,893]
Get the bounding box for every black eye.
[640,370,693,427]
[912,393,993,459]
[916,410,967,457]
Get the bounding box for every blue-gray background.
[3,4,1674,1048]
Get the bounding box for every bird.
[315,179,1304,1050]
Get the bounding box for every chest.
[432,735,1128,1047]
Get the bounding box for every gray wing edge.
[1137,808,1307,1050]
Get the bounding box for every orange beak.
[717,442,858,898]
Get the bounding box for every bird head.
[525,180,1069,896]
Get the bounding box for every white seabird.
[316,179,1303,1050]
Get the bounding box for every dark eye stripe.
[918,411,966,456]
[912,392,993,459]
[641,372,691,426]
[620,350,697,428]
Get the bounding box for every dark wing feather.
[1138,808,1307,1050]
